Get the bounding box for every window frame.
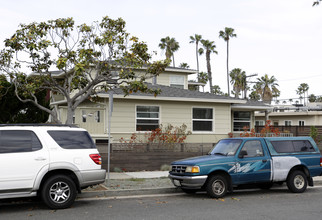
[284,120,292,126]
[233,111,251,132]
[255,120,265,126]
[170,75,185,89]
[298,120,305,126]
[192,107,214,133]
[135,105,160,131]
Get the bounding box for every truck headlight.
[185,166,200,173]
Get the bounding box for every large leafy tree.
[0,75,49,123]
[199,39,218,92]
[253,74,280,104]
[229,68,246,98]
[189,34,203,73]
[159,36,180,67]
[219,27,237,97]
[296,83,309,106]
[0,16,168,124]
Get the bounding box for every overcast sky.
[1,0,321,101]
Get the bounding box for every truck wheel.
[206,175,228,198]
[41,175,77,209]
[287,170,307,193]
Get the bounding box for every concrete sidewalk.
[107,171,169,180]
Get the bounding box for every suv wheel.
[206,175,228,198]
[287,170,307,193]
[41,175,77,209]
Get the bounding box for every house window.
[255,120,265,126]
[192,108,213,132]
[170,75,184,89]
[136,106,160,131]
[285,120,292,126]
[299,120,304,126]
[233,111,251,131]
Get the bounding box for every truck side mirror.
[238,150,248,158]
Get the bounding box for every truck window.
[240,140,264,157]
[210,139,242,156]
[271,140,315,153]
[271,141,294,153]
[293,140,315,152]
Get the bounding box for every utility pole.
[244,74,258,99]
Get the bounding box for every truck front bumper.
[168,174,208,188]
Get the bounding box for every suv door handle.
[35,157,47,161]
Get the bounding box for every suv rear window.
[271,140,315,153]
[48,131,96,149]
[0,130,42,153]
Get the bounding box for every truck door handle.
[262,159,267,163]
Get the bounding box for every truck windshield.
[209,139,242,156]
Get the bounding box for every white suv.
[0,124,106,209]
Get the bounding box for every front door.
[236,140,271,184]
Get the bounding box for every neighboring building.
[255,103,322,127]
[51,67,271,144]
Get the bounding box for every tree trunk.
[226,41,230,96]
[196,43,199,73]
[206,51,212,92]
[65,105,75,124]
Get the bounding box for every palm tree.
[288,99,293,104]
[159,36,180,67]
[296,83,309,106]
[309,94,317,103]
[229,68,246,98]
[179,63,190,69]
[212,85,224,95]
[199,39,218,92]
[254,74,280,104]
[189,34,203,73]
[219,27,237,97]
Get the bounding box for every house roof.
[98,83,247,104]
[232,100,273,111]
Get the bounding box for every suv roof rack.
[0,124,79,128]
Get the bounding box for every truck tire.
[206,175,228,198]
[41,175,77,209]
[287,170,307,193]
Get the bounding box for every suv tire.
[287,170,307,193]
[41,175,77,209]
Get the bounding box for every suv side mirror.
[238,150,248,158]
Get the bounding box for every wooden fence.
[96,143,213,172]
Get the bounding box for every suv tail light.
[90,154,102,165]
[320,157,322,167]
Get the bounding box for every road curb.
[77,179,322,200]
[78,187,181,199]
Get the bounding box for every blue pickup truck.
[169,137,322,198]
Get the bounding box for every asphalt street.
[1,185,322,220]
